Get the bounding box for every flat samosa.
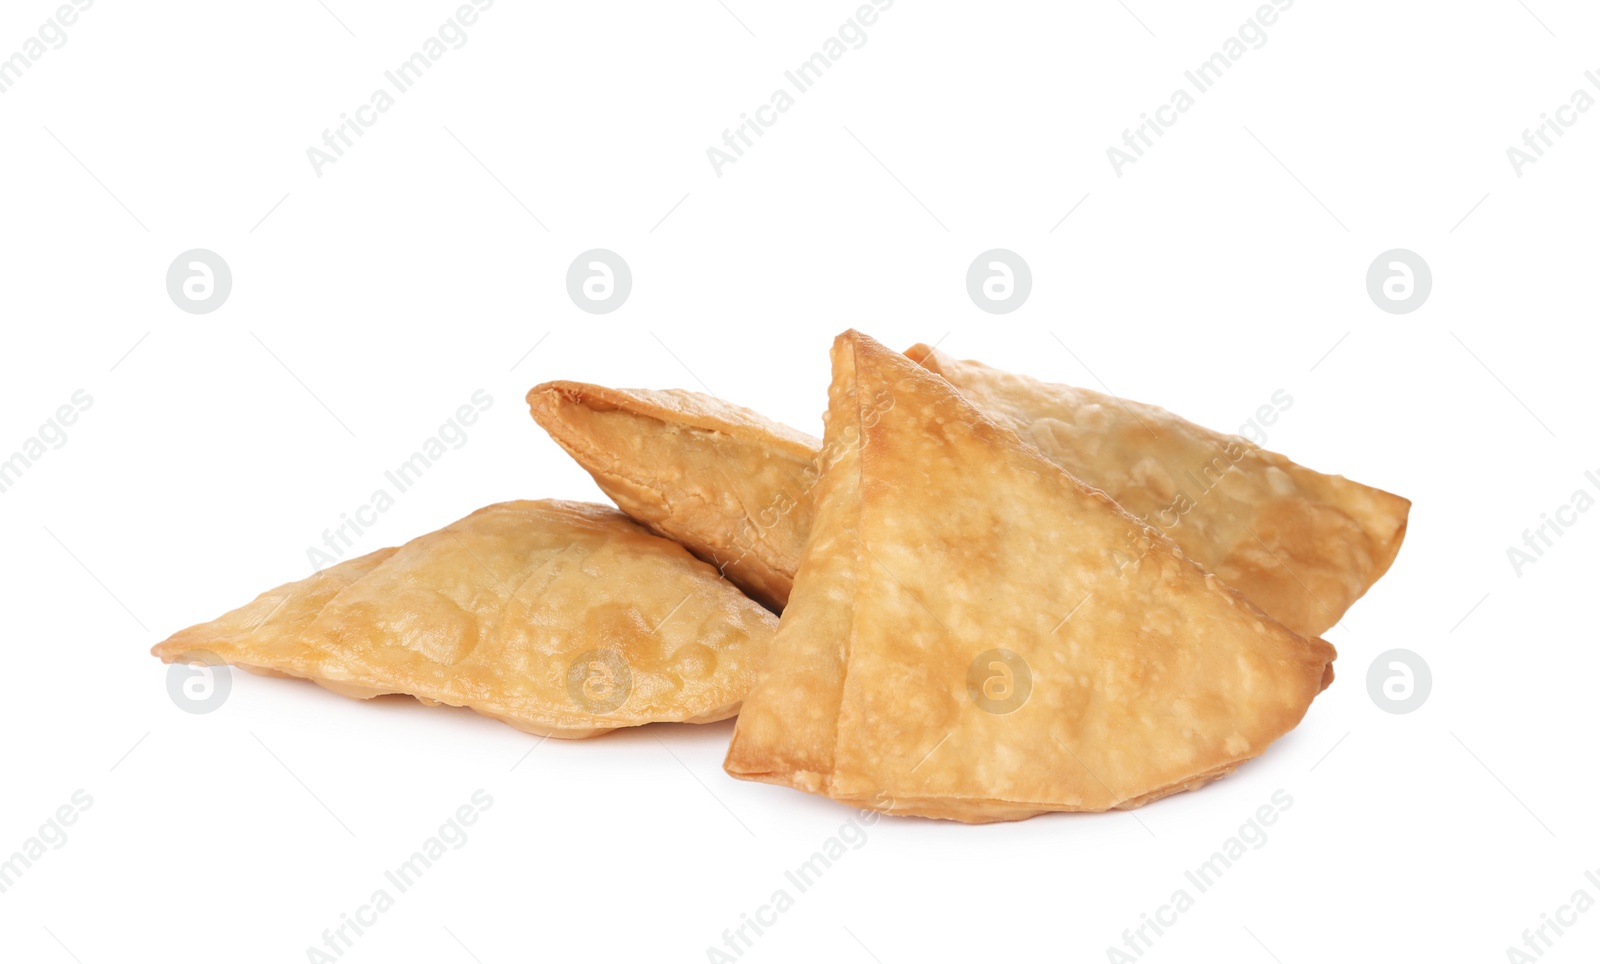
[723,332,1336,822]
[152,500,778,738]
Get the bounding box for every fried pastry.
[723,331,1336,823]
[152,500,778,738]
[908,345,1409,637]
[528,381,820,610]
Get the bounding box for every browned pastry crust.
[723,332,1336,822]
[528,382,820,610]
[908,345,1410,637]
[152,500,778,738]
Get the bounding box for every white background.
[1,1,1595,961]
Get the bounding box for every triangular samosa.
[152,500,777,738]
[723,332,1336,822]
[528,381,820,610]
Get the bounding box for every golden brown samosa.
[528,382,820,610]
[723,331,1336,822]
[152,500,778,738]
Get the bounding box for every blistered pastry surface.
[909,345,1410,636]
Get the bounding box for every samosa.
[723,332,1336,822]
[528,381,820,610]
[152,500,778,738]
